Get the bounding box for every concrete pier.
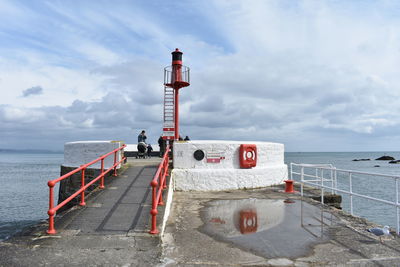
[0,158,163,266]
[1,160,400,266]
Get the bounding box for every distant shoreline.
[0,149,63,154]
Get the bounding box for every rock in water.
[375,156,395,160]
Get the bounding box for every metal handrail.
[290,163,400,235]
[164,65,190,86]
[46,144,127,234]
[149,145,170,234]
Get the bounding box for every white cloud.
[2,0,400,151]
[75,41,122,66]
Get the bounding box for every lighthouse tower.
[163,48,190,140]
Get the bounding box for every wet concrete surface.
[161,185,400,266]
[200,198,338,259]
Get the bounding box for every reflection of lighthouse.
[163,49,190,140]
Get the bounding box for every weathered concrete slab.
[161,185,400,266]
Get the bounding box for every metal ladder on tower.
[163,86,175,139]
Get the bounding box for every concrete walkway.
[161,185,400,266]
[2,160,400,266]
[0,158,164,266]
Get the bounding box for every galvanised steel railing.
[290,163,400,235]
[149,144,170,234]
[47,144,126,234]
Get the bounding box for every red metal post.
[174,88,179,140]
[100,158,105,189]
[158,173,164,206]
[163,160,167,189]
[113,151,117,176]
[47,181,56,234]
[80,167,86,206]
[150,180,159,234]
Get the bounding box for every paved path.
[0,158,164,266]
[65,163,156,235]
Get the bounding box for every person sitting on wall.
[158,135,165,157]
[178,135,183,141]
[147,144,153,158]
[138,130,147,143]
[184,136,190,141]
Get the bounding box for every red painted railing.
[47,144,127,234]
[149,145,170,234]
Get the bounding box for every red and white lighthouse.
[163,48,190,140]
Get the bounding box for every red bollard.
[284,180,295,193]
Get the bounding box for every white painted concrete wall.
[63,141,123,169]
[172,140,287,191]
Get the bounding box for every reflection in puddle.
[200,198,337,259]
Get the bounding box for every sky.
[1,0,400,152]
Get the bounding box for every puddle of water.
[200,198,337,259]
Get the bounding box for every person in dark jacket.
[147,144,153,158]
[138,130,147,143]
[184,136,190,141]
[158,136,165,157]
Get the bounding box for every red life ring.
[239,209,258,234]
[239,144,257,168]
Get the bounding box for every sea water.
[0,151,63,241]
[1,151,399,241]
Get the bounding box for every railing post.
[349,172,353,215]
[80,167,86,206]
[113,151,117,176]
[290,163,293,180]
[300,166,304,197]
[334,168,338,195]
[396,177,399,235]
[47,181,56,234]
[100,158,105,189]
[150,180,159,234]
[321,169,324,205]
[163,159,168,189]
[158,171,164,206]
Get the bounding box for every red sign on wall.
[206,152,225,163]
